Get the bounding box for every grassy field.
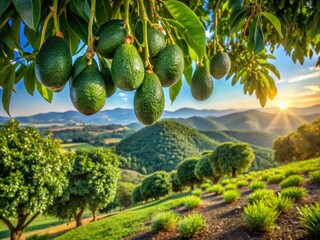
[61,142,95,152]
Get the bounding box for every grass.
[55,193,187,240]
[237,180,249,188]
[178,213,205,239]
[248,189,275,204]
[267,174,285,184]
[223,190,240,203]
[243,201,279,232]
[192,189,202,197]
[183,196,202,210]
[200,183,211,191]
[266,195,294,213]
[221,179,231,186]
[284,169,299,178]
[207,184,224,195]
[280,175,304,189]
[280,187,307,202]
[299,202,320,238]
[250,181,266,191]
[225,183,237,190]
[61,142,95,152]
[151,210,179,232]
[310,170,320,184]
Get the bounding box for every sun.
[278,101,288,110]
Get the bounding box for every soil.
[127,182,320,240]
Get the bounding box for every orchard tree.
[170,170,184,193]
[132,185,144,204]
[176,157,201,189]
[195,154,221,183]
[210,142,255,178]
[0,0,319,124]
[0,120,69,240]
[116,182,135,210]
[49,148,120,226]
[141,171,172,201]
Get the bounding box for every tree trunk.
[190,184,194,190]
[92,210,96,221]
[232,169,237,178]
[10,230,22,240]
[75,208,85,227]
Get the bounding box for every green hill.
[116,120,219,173]
[171,116,227,131]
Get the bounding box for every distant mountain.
[171,116,227,131]
[162,108,237,118]
[262,104,320,116]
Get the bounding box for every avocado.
[210,52,231,79]
[135,21,166,58]
[154,45,184,87]
[70,66,106,116]
[72,56,98,81]
[35,36,72,92]
[191,62,213,101]
[100,58,116,98]
[94,19,127,58]
[111,43,144,91]
[134,72,165,125]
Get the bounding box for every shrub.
[281,187,307,202]
[310,170,320,184]
[132,185,144,203]
[261,173,270,181]
[200,183,211,191]
[183,196,202,210]
[141,171,172,200]
[177,158,201,189]
[223,190,240,203]
[280,175,303,189]
[250,181,266,191]
[243,201,279,232]
[248,189,274,204]
[221,179,231,186]
[225,183,237,190]
[237,180,249,188]
[267,174,285,184]
[207,184,224,194]
[192,189,202,197]
[284,169,298,178]
[151,210,179,232]
[299,202,320,238]
[246,176,254,182]
[178,213,205,238]
[266,195,294,213]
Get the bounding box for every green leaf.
[1,64,16,116]
[12,0,40,30]
[261,63,280,79]
[66,11,88,43]
[162,0,206,59]
[36,80,53,103]
[24,64,36,96]
[229,0,243,10]
[70,0,90,22]
[248,19,257,52]
[15,64,27,84]
[96,0,112,26]
[169,77,182,104]
[60,14,80,55]
[261,12,283,39]
[248,19,265,54]
[183,62,192,86]
[0,0,11,19]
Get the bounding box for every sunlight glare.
[278,101,288,110]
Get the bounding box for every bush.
[183,196,202,210]
[178,213,205,239]
[284,169,298,178]
[280,175,303,189]
[221,179,231,186]
[132,185,144,203]
[248,189,275,204]
[266,195,294,213]
[207,184,224,195]
[261,173,270,181]
[246,176,254,182]
[243,201,279,232]
[267,174,285,184]
[299,202,320,238]
[141,171,172,200]
[223,190,240,203]
[310,171,320,184]
[192,189,202,197]
[281,187,307,202]
[177,158,201,189]
[151,210,179,232]
[200,183,211,191]
[225,183,237,190]
[237,180,249,188]
[250,181,266,191]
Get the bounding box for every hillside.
[116,120,219,173]
[171,116,227,131]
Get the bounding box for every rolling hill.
[171,116,227,131]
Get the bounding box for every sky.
[0,27,319,117]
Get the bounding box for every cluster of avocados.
[35,19,231,126]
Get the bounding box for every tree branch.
[0,216,14,232]
[21,212,40,230]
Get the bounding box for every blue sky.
[0,26,319,117]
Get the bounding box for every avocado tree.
[209,142,255,177]
[0,120,69,240]
[0,1,318,124]
[116,182,135,210]
[140,171,172,201]
[49,148,120,226]
[195,154,221,183]
[170,170,184,192]
[132,185,144,204]
[176,157,201,189]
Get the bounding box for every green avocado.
[35,36,72,92]
[111,43,145,91]
[135,21,166,58]
[72,56,98,81]
[100,58,116,98]
[154,45,184,87]
[70,66,106,116]
[94,19,127,58]
[134,72,165,125]
[210,52,231,79]
[191,62,213,101]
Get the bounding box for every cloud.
[118,92,127,97]
[308,67,320,71]
[123,97,128,102]
[304,85,320,92]
[288,71,320,83]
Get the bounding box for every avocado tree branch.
[124,0,132,35]
[40,10,54,46]
[53,0,61,36]
[87,0,97,65]
[213,0,222,54]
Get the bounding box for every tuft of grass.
[223,190,240,204]
[225,183,237,191]
[280,187,307,202]
[221,179,231,186]
[246,176,255,182]
[260,173,270,181]
[151,210,179,232]
[250,181,266,191]
[192,189,202,197]
[310,171,320,184]
[280,175,304,189]
[178,213,205,239]
[237,180,249,188]
[267,174,285,184]
[243,201,279,232]
[207,184,224,195]
[284,169,298,178]
[183,196,202,210]
[266,195,294,213]
[200,183,211,191]
[248,189,275,204]
[299,202,320,238]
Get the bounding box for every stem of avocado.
[53,0,60,36]
[40,11,53,46]
[124,0,132,35]
[87,0,96,65]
